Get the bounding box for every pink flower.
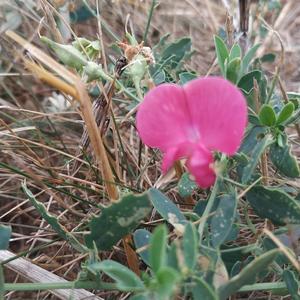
[136,77,247,188]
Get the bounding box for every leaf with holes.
[85,192,152,250]
[210,192,238,247]
[270,137,300,178]
[241,135,272,184]
[148,188,186,226]
[134,229,152,266]
[246,186,300,225]
[178,172,198,197]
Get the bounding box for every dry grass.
[0,0,300,299]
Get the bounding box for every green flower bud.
[84,61,111,82]
[41,36,88,70]
[128,53,148,84]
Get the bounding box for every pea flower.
[136,77,247,188]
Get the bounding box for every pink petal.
[184,77,247,155]
[161,142,195,172]
[186,145,216,188]
[136,84,193,152]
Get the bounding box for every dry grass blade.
[5,30,77,85]
[24,59,78,99]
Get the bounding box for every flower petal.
[136,84,192,152]
[184,77,247,155]
[187,145,216,188]
[161,142,195,173]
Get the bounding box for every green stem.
[239,282,287,293]
[143,0,157,42]
[0,265,4,300]
[115,79,141,102]
[82,1,120,42]
[198,177,220,242]
[3,280,117,292]
[266,67,279,104]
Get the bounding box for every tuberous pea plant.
[2,24,300,300]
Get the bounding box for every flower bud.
[41,36,88,71]
[83,61,111,82]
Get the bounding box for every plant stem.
[3,281,117,292]
[0,265,4,300]
[143,0,157,42]
[239,282,287,293]
[82,0,120,42]
[198,177,220,242]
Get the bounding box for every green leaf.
[246,186,300,225]
[153,70,166,85]
[282,270,300,300]
[229,44,241,61]
[161,37,192,68]
[226,57,241,84]
[239,126,268,155]
[183,222,198,270]
[260,53,276,63]
[218,250,279,300]
[276,102,295,125]
[192,277,218,300]
[149,225,168,273]
[85,192,152,250]
[22,181,86,252]
[179,72,197,85]
[134,229,152,266]
[88,260,144,291]
[283,107,300,126]
[0,225,11,250]
[238,70,262,94]
[148,188,186,226]
[210,192,238,247]
[259,104,277,126]
[167,242,179,271]
[178,172,198,197]
[240,43,261,76]
[155,267,180,300]
[270,137,300,178]
[241,135,271,184]
[214,35,229,76]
